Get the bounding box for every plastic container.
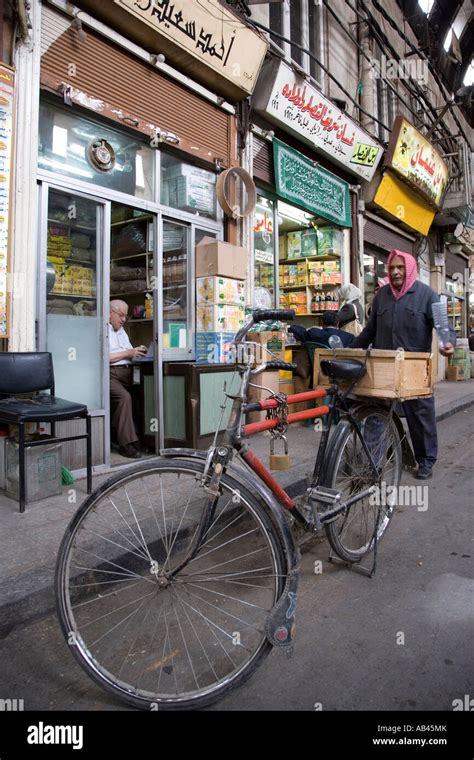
[5,439,62,505]
[431,302,451,348]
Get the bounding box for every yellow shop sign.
[373,173,436,236]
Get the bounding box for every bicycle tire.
[322,406,402,563]
[55,457,287,711]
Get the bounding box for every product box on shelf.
[195,331,235,364]
[195,237,247,279]
[196,303,245,333]
[287,231,302,259]
[317,226,343,256]
[287,291,306,305]
[162,164,216,217]
[166,176,216,217]
[196,276,245,305]
[248,330,285,363]
[301,229,317,256]
[308,261,325,272]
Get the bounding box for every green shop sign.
[273,139,352,227]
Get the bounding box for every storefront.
[251,59,384,319]
[252,139,351,321]
[365,116,449,301]
[35,1,266,469]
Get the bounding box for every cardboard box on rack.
[248,330,285,363]
[247,369,280,423]
[196,303,245,333]
[195,331,235,364]
[196,276,245,305]
[196,237,247,279]
[446,364,466,381]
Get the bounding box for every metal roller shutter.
[40,5,235,167]
[364,218,415,254]
[252,134,274,185]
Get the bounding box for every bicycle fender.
[222,460,301,653]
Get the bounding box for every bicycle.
[55,308,408,711]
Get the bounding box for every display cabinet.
[163,363,239,448]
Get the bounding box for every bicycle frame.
[165,313,403,566]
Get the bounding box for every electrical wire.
[247,17,391,132]
[354,0,468,153]
[321,0,420,123]
[370,0,471,147]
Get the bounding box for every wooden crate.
[313,348,433,399]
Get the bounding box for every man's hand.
[439,342,454,358]
[129,346,147,359]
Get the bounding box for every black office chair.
[0,352,92,513]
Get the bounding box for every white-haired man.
[109,300,147,458]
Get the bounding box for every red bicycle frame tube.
[239,388,331,510]
[243,406,329,436]
[256,389,327,410]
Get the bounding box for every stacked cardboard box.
[195,238,247,362]
[162,163,216,217]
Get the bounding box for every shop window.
[38,101,154,200]
[160,153,218,221]
[162,220,190,350]
[254,196,276,307]
[278,201,343,319]
[46,189,104,410]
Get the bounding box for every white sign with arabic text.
[114,0,268,96]
[253,60,383,182]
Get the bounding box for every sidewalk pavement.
[0,379,472,636]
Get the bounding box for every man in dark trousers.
[350,250,454,480]
[109,300,147,458]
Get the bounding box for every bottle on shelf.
[311,294,318,313]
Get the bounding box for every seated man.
[289,311,355,347]
[109,299,147,458]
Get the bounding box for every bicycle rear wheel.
[322,406,402,563]
[56,458,286,710]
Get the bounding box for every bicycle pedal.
[308,486,341,505]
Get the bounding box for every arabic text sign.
[273,139,352,228]
[0,64,14,338]
[385,116,449,208]
[114,0,267,96]
[254,60,382,182]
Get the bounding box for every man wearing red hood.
[351,250,454,480]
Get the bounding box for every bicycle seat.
[320,359,366,381]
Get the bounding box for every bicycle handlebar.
[252,309,295,324]
[265,362,298,372]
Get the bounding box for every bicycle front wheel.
[323,406,402,562]
[56,458,286,710]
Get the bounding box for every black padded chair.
[0,352,92,513]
